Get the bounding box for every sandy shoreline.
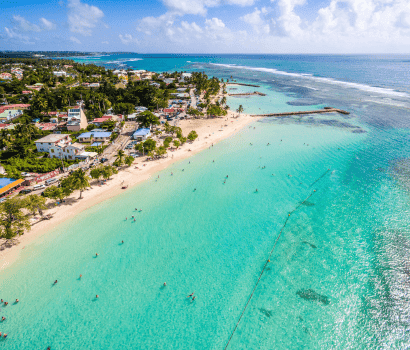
[0,111,259,271]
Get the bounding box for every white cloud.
[137,12,177,35]
[102,40,109,44]
[161,0,255,15]
[133,0,410,53]
[11,15,56,33]
[12,15,41,32]
[4,27,34,44]
[70,36,81,44]
[67,0,104,36]
[119,34,138,44]
[40,18,56,30]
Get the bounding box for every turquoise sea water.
[1,55,410,349]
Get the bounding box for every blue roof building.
[132,128,151,140]
[77,131,112,143]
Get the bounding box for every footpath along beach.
[0,111,258,271]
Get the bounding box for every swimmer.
[126,217,127,220]
[79,275,82,279]
[163,282,167,286]
[171,172,173,176]
[96,295,99,299]
[54,280,58,285]
[4,302,7,306]
[187,292,194,298]
[1,317,5,321]
[3,334,7,338]
[135,208,137,211]
[134,219,136,222]
[121,240,124,244]
[193,188,196,191]
[0,299,2,303]
[255,189,258,192]
[96,253,99,257]
[182,169,184,171]
[132,215,134,218]
[15,299,19,303]
[192,296,196,302]
[139,209,142,212]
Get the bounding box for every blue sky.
[1,0,410,53]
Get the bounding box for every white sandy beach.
[0,111,259,271]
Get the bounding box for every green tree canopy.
[24,194,47,215]
[187,130,198,142]
[68,169,90,199]
[137,111,160,129]
[0,197,31,240]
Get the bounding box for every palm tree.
[69,169,90,199]
[116,150,125,166]
[237,105,244,116]
[221,96,227,106]
[24,194,47,216]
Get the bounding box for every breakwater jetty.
[226,83,260,88]
[229,91,266,97]
[252,107,350,117]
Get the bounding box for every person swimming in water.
[1,317,6,321]
[192,296,196,302]
[54,280,58,285]
[121,240,124,244]
[187,292,194,298]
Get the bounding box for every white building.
[49,143,85,160]
[34,134,72,154]
[66,106,88,131]
[53,71,67,77]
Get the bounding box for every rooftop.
[34,134,70,143]
[78,131,112,138]
[132,128,151,136]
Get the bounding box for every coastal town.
[0,57,247,248]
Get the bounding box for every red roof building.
[0,104,30,114]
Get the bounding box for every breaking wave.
[210,63,409,98]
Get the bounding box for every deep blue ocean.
[1,54,410,349]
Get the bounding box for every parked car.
[33,184,46,191]
[19,189,32,194]
[100,158,109,163]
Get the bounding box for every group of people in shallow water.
[0,298,20,339]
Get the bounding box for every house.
[176,88,187,92]
[53,71,67,77]
[132,128,151,141]
[34,134,72,154]
[63,65,73,69]
[91,116,113,127]
[135,106,148,113]
[0,73,12,80]
[179,73,192,82]
[0,109,23,121]
[150,82,160,88]
[82,82,90,87]
[66,106,88,131]
[22,91,32,95]
[89,83,100,88]
[36,123,57,131]
[46,142,86,160]
[91,74,101,78]
[77,131,112,143]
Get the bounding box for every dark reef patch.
[296,289,330,305]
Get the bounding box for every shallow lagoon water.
[2,56,410,349]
